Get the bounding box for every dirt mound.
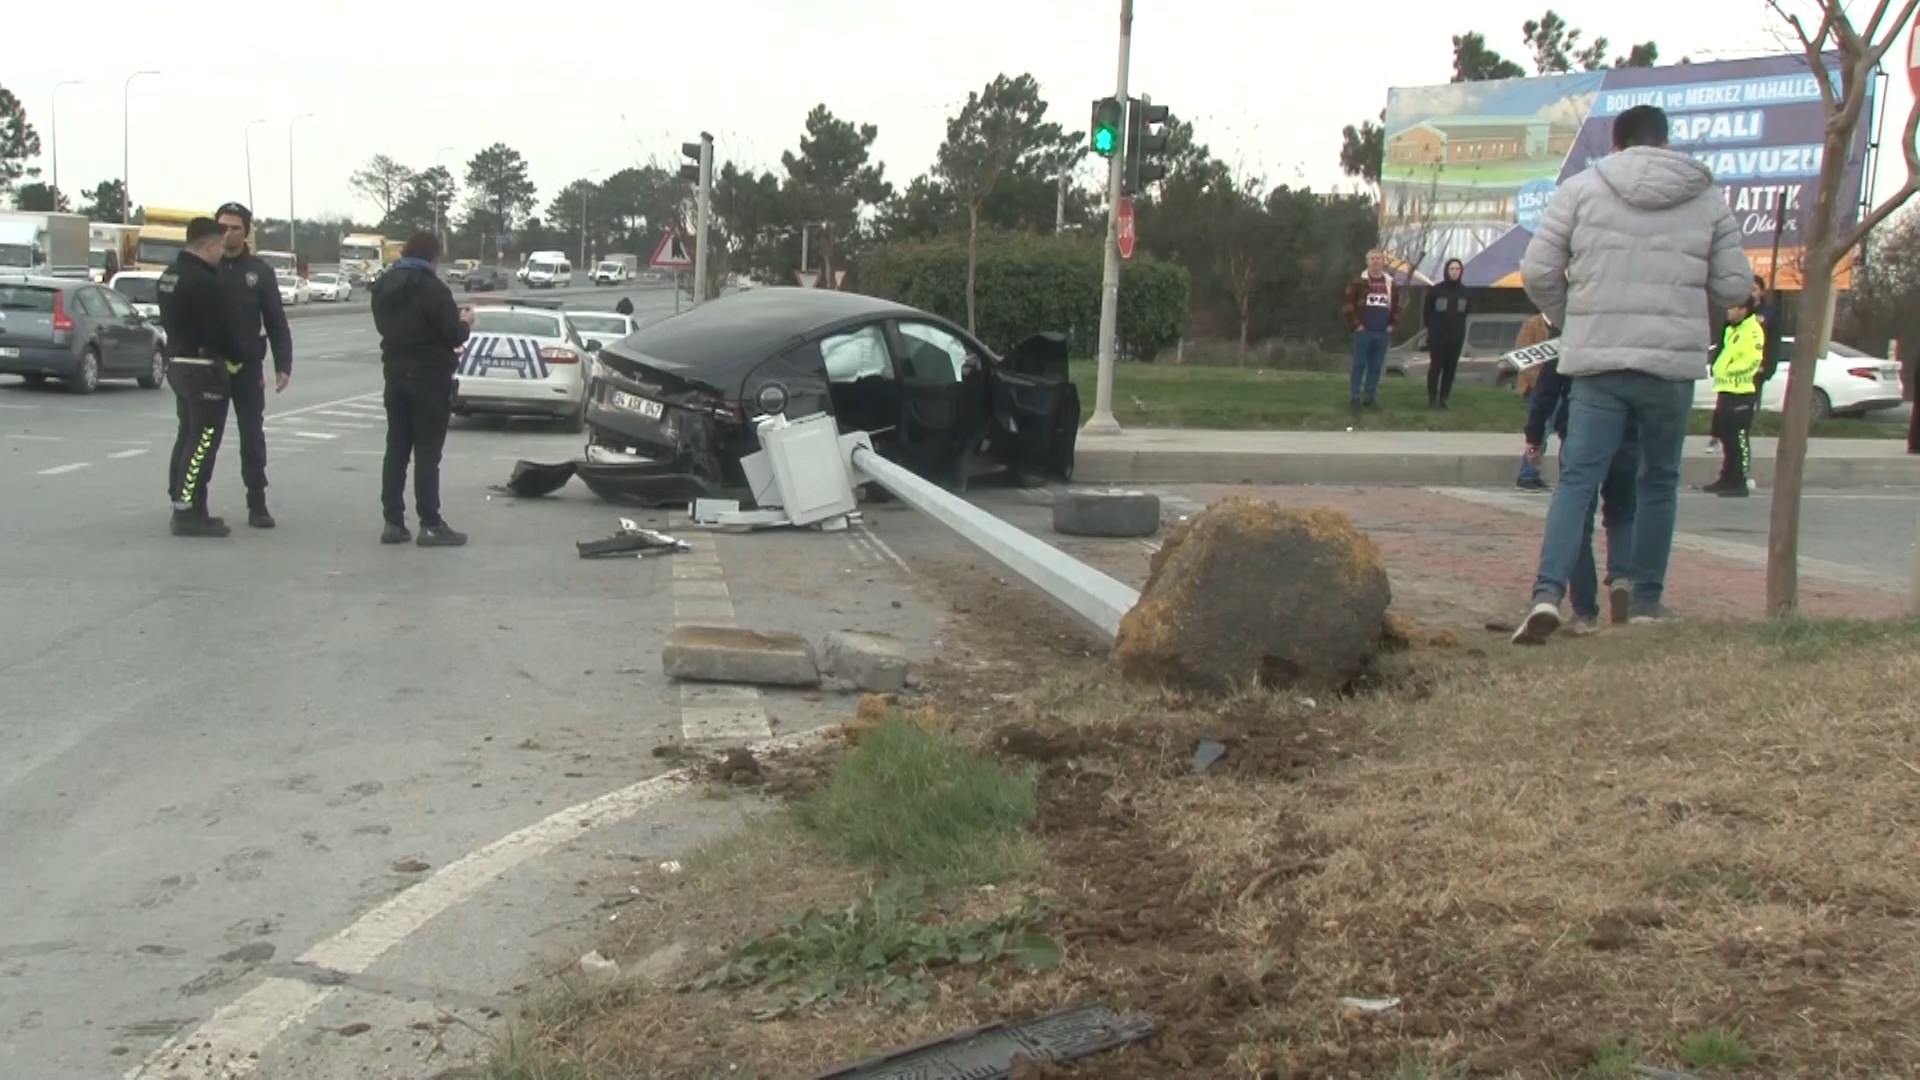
[1115,498,1391,695]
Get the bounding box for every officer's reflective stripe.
[182,426,216,503]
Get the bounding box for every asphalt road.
[0,283,947,1080]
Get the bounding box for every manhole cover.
[809,1004,1155,1079]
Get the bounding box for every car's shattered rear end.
[584,342,754,490]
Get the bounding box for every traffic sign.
[650,229,694,270]
[1909,9,1920,95]
[795,270,820,288]
[1116,196,1136,261]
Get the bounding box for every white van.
[521,251,571,288]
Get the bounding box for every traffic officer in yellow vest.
[1705,296,1765,497]
[159,218,246,537]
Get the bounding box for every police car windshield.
[472,311,562,338]
[113,277,159,303]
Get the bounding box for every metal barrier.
[848,445,1141,643]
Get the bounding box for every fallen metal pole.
[848,446,1140,644]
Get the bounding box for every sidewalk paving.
[1076,428,1920,488]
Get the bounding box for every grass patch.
[1068,360,1904,438]
[794,716,1040,886]
[490,612,1920,1077]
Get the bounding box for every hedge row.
[855,232,1190,359]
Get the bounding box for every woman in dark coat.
[1423,258,1470,408]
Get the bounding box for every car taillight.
[687,391,745,423]
[540,347,580,365]
[51,292,74,332]
[1847,367,1878,380]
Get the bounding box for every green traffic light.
[1094,127,1116,155]
[1091,97,1123,158]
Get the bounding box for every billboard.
[1379,53,1875,291]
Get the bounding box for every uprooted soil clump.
[1115,497,1392,695]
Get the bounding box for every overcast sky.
[6,0,1914,223]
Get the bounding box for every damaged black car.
[572,288,1078,504]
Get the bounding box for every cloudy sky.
[6,0,1914,222]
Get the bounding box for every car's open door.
[888,321,989,486]
[988,332,1078,481]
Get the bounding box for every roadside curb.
[123,725,833,1080]
[1076,446,1920,489]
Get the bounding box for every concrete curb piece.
[1053,489,1162,538]
[820,630,910,693]
[663,626,820,687]
[1076,434,1920,490]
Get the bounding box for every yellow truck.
[134,207,202,269]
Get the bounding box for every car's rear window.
[113,277,159,303]
[569,315,627,334]
[0,285,57,312]
[473,312,561,338]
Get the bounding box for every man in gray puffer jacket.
[1511,105,1752,644]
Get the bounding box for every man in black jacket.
[372,232,473,547]
[214,202,295,529]
[159,218,246,538]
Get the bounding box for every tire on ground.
[1052,489,1161,538]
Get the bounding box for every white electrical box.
[761,412,857,526]
[739,449,781,509]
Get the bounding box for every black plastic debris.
[496,459,578,498]
[576,460,713,508]
[807,1003,1154,1080]
[577,519,692,559]
[1191,739,1228,775]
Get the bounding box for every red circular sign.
[1910,10,1920,96]
[1116,196,1136,260]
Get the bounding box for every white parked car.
[108,270,166,346]
[454,302,591,431]
[307,272,351,302]
[1692,336,1904,419]
[276,271,309,306]
[564,310,636,354]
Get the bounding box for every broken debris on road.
[576,519,692,559]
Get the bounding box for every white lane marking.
[665,517,773,744]
[8,433,62,441]
[290,431,338,441]
[857,524,913,576]
[109,448,148,460]
[317,410,375,420]
[123,726,829,1080]
[0,402,32,410]
[1426,486,1903,592]
[342,449,385,457]
[264,391,381,422]
[37,462,89,475]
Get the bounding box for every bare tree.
[1380,164,1446,284]
[1762,0,1920,614]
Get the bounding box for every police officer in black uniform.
[159,218,245,538]
[213,202,295,529]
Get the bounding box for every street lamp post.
[244,118,268,209]
[122,70,160,224]
[50,80,82,203]
[288,113,314,260]
[434,146,454,254]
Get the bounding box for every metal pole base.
[1081,413,1123,436]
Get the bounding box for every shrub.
[857,231,1190,359]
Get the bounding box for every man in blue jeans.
[1509,104,1753,644]
[1342,248,1399,411]
[1526,357,1639,631]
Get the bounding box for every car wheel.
[68,348,100,395]
[1812,388,1833,421]
[137,347,165,390]
[561,395,587,434]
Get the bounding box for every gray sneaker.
[1511,601,1561,646]
[1566,615,1601,637]
[1629,603,1677,625]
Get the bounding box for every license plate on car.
[612,390,663,419]
[0,347,17,358]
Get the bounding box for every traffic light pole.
[694,131,714,306]
[1084,0,1133,437]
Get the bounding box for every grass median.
[489,613,1920,1078]
[1068,360,1904,439]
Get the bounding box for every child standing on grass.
[1513,313,1557,492]
[1704,298,1765,497]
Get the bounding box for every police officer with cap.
[212,201,295,529]
[159,218,246,538]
